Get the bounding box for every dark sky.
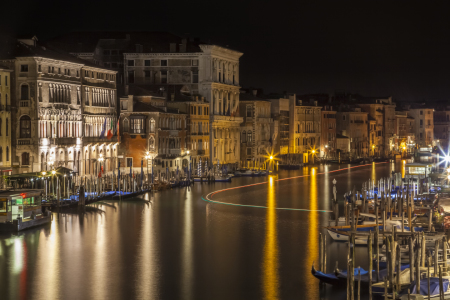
[4,0,450,102]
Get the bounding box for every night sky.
[4,0,450,102]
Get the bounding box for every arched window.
[20,115,31,138]
[0,147,3,162]
[22,152,30,165]
[247,132,252,143]
[0,118,2,136]
[6,147,9,161]
[150,119,155,133]
[21,84,29,100]
[5,94,8,105]
[6,118,8,136]
[123,119,129,132]
[242,131,246,142]
[149,136,155,151]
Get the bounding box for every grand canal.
[0,162,402,300]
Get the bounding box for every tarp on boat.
[338,267,369,277]
[409,278,449,296]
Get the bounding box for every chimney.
[170,43,176,53]
[252,90,257,96]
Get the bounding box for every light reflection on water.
[263,176,279,300]
[0,162,402,300]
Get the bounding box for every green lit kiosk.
[0,189,51,232]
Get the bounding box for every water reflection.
[263,176,279,300]
[306,167,318,297]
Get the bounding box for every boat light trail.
[202,162,388,213]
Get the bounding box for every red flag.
[107,129,113,139]
[101,165,104,174]
[98,171,102,178]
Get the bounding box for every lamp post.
[42,171,47,200]
[372,144,375,158]
[98,154,104,196]
[64,174,66,200]
[52,169,56,197]
[325,145,328,159]
[187,150,190,183]
[269,155,273,171]
[145,151,150,189]
[311,149,316,164]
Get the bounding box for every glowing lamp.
[20,193,26,199]
[52,170,56,175]
[42,171,46,176]
[187,150,190,155]
[312,150,315,154]
[270,156,273,160]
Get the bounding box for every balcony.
[83,136,118,144]
[18,139,31,145]
[19,100,30,108]
[169,148,181,155]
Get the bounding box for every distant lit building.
[408,105,434,147]
[0,66,12,176]
[336,106,369,158]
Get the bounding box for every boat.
[215,175,232,182]
[234,169,254,177]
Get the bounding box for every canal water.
[0,162,401,300]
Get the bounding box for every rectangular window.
[161,70,167,84]
[130,118,145,134]
[128,60,135,66]
[192,70,199,83]
[247,148,252,155]
[111,63,118,68]
[144,60,151,66]
[126,157,133,167]
[58,68,61,74]
[144,70,151,78]
[198,107,201,115]
[161,60,168,66]
[103,50,111,55]
[20,65,28,72]
[204,107,207,115]
[38,65,41,72]
[5,76,7,86]
[128,71,135,84]
[111,50,118,55]
[420,110,423,115]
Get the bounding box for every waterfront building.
[0,66,12,177]
[0,36,117,176]
[289,95,322,163]
[357,97,396,157]
[124,43,243,170]
[336,106,369,158]
[81,65,118,177]
[394,110,416,154]
[269,96,290,156]
[166,93,209,174]
[238,91,273,169]
[369,117,377,156]
[320,105,336,159]
[119,95,187,181]
[433,107,450,150]
[408,105,434,147]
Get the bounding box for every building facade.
[321,105,336,158]
[336,107,369,158]
[289,95,321,163]
[238,92,273,168]
[408,107,434,147]
[0,67,12,175]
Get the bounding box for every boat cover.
[409,278,449,296]
[338,267,369,276]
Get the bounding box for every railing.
[130,129,145,134]
[169,149,181,155]
[18,139,31,145]
[19,100,30,107]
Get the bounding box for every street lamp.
[145,151,151,188]
[187,150,190,182]
[98,154,104,196]
[42,171,47,200]
[311,149,316,164]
